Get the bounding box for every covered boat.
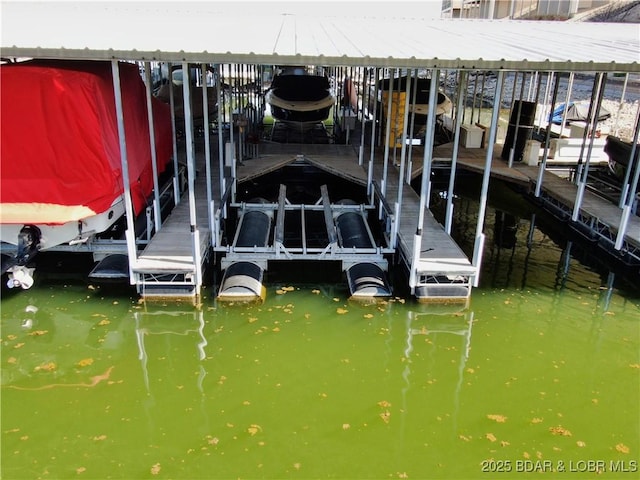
[549,101,611,125]
[0,60,173,287]
[265,66,335,129]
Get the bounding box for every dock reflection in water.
[1,188,639,479]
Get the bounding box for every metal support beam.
[472,69,505,287]
[572,72,606,222]
[445,70,467,234]
[615,108,640,250]
[535,71,560,198]
[367,67,379,199]
[181,61,203,292]
[167,62,180,205]
[201,63,214,247]
[381,70,395,200]
[143,61,162,234]
[216,64,226,218]
[409,69,440,292]
[110,60,138,284]
[275,184,287,253]
[321,184,337,247]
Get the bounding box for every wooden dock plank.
[238,154,297,183]
[135,137,215,274]
[406,141,638,250]
[515,165,640,248]
[305,153,368,186]
[238,144,362,184]
[371,150,472,271]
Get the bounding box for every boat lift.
[217,183,393,302]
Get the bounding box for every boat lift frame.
[217,183,394,273]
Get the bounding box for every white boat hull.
[0,197,126,251]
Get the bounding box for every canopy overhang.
[1,1,639,72]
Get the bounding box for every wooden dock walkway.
[237,143,368,185]
[133,139,216,300]
[426,142,638,254]
[513,164,640,250]
[370,152,473,274]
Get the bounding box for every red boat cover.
[0,60,172,224]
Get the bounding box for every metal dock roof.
[1,1,639,72]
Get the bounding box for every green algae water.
[2,179,639,479]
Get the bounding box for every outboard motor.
[4,225,41,289]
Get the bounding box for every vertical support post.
[560,72,574,138]
[201,63,214,247]
[111,60,138,283]
[615,109,640,250]
[408,230,421,292]
[394,69,412,248]
[618,89,637,208]
[572,73,606,222]
[167,62,180,205]
[508,72,527,168]
[471,69,505,287]
[470,70,478,124]
[358,67,367,166]
[381,71,395,200]
[420,70,440,210]
[321,185,337,249]
[367,67,379,198]
[215,64,226,217]
[410,69,440,292]
[614,72,629,139]
[143,62,162,234]
[445,70,467,235]
[538,70,553,135]
[275,184,287,255]
[181,62,203,292]
[477,69,487,125]
[535,71,560,198]
[391,202,400,250]
[461,70,469,124]
[406,68,420,184]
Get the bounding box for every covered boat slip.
[224,147,395,302]
[2,2,639,303]
[230,140,476,304]
[231,137,474,300]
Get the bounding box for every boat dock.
[131,141,216,301]
[416,142,640,263]
[515,164,640,261]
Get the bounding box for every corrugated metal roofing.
[2,1,639,72]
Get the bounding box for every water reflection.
[1,174,638,478]
[134,308,208,393]
[403,305,474,438]
[1,296,126,389]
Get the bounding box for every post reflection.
[401,303,474,438]
[134,308,208,395]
